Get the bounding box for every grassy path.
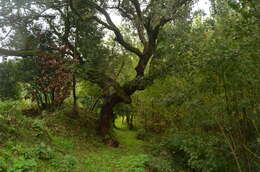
[76,121,150,172]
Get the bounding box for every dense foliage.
[19,54,73,109]
[0,0,259,171]
[0,60,19,100]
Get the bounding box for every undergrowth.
[0,101,157,172]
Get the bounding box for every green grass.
[69,117,151,172]
[83,120,150,172]
[0,104,152,172]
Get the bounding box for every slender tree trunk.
[90,95,101,112]
[72,75,77,110]
[51,89,55,104]
[126,114,134,130]
[130,114,134,129]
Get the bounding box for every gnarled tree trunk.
[97,95,121,138]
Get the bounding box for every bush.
[158,133,232,172]
[32,143,54,160]
[0,157,8,171]
[145,156,173,172]
[7,157,37,172]
[0,100,19,115]
[51,155,77,172]
[31,119,45,137]
[0,101,21,141]
[116,154,151,172]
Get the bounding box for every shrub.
[116,154,151,172]
[51,155,77,172]
[0,157,8,171]
[159,133,232,172]
[18,54,73,110]
[31,120,45,136]
[145,156,173,172]
[0,100,19,115]
[7,157,37,172]
[32,143,54,160]
[22,142,55,161]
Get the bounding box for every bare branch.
[128,0,147,45]
[130,0,143,19]
[85,1,143,57]
[1,29,12,42]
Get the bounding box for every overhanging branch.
[0,48,63,59]
[0,48,43,57]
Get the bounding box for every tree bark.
[97,95,121,137]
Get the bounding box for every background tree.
[131,1,260,170]
[0,60,20,100]
[0,0,102,110]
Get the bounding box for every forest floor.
[71,119,151,172]
[79,124,150,171]
[0,105,153,172]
